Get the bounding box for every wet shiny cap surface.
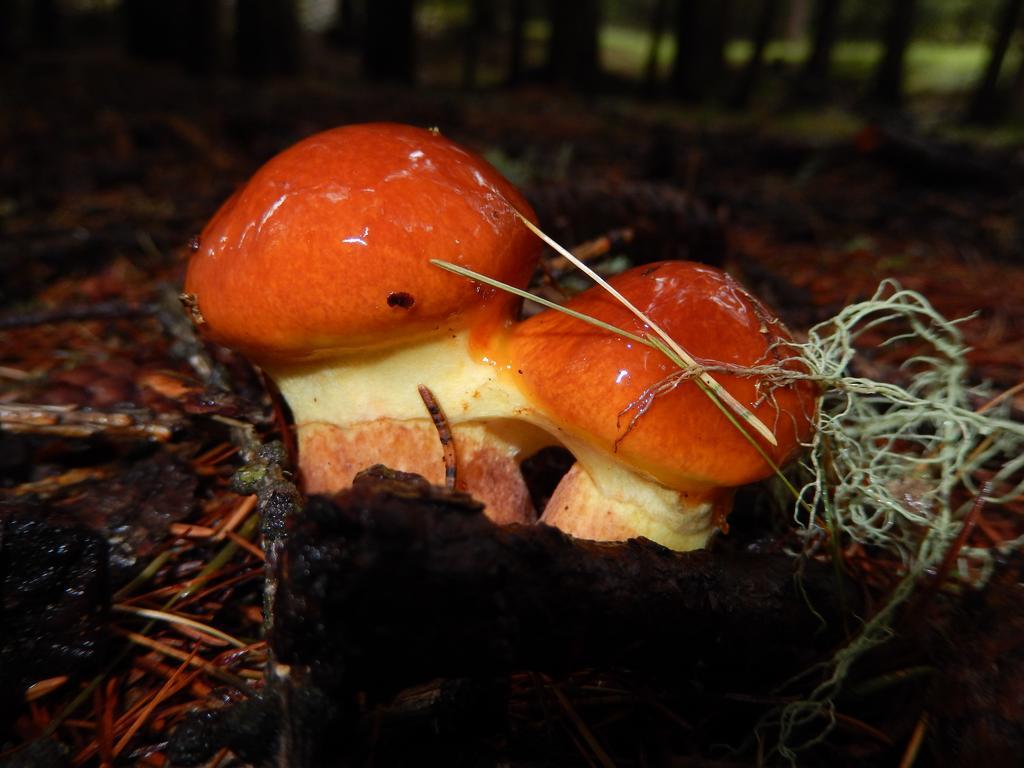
[508,261,818,490]
[185,123,539,362]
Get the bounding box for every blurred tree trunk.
[462,0,486,89]
[507,0,528,84]
[871,0,917,108]
[792,0,841,103]
[237,0,302,79]
[327,0,360,49]
[30,0,63,48]
[731,0,781,108]
[642,0,670,95]
[785,0,810,40]
[0,0,28,58]
[966,0,1024,123]
[545,0,601,92]
[181,0,225,76]
[364,0,416,83]
[123,0,178,60]
[1010,18,1024,117]
[638,0,671,95]
[671,0,732,103]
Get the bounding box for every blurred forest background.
[4,0,1024,128]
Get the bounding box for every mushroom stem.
[265,329,551,524]
[540,446,730,552]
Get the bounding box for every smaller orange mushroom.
[505,261,817,550]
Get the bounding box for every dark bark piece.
[8,453,197,586]
[0,738,68,768]
[274,468,847,698]
[0,514,109,735]
[271,469,852,765]
[166,694,280,767]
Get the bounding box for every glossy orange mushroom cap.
[508,261,817,494]
[184,123,539,362]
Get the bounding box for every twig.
[417,384,457,490]
[159,288,231,391]
[548,228,635,271]
[6,467,112,496]
[0,301,156,330]
[0,403,177,441]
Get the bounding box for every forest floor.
[1,49,1023,767]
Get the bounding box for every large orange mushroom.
[503,260,817,550]
[185,123,547,523]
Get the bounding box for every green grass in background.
[601,25,1018,97]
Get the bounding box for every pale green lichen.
[741,279,1024,760]
[738,279,1024,574]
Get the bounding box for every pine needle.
[514,212,778,446]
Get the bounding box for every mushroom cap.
[185,123,539,362]
[506,261,817,491]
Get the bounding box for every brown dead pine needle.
[113,652,202,758]
[215,494,258,540]
[25,677,69,703]
[898,712,929,768]
[111,628,250,691]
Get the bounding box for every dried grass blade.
[112,605,247,648]
[431,260,649,345]
[515,213,777,446]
